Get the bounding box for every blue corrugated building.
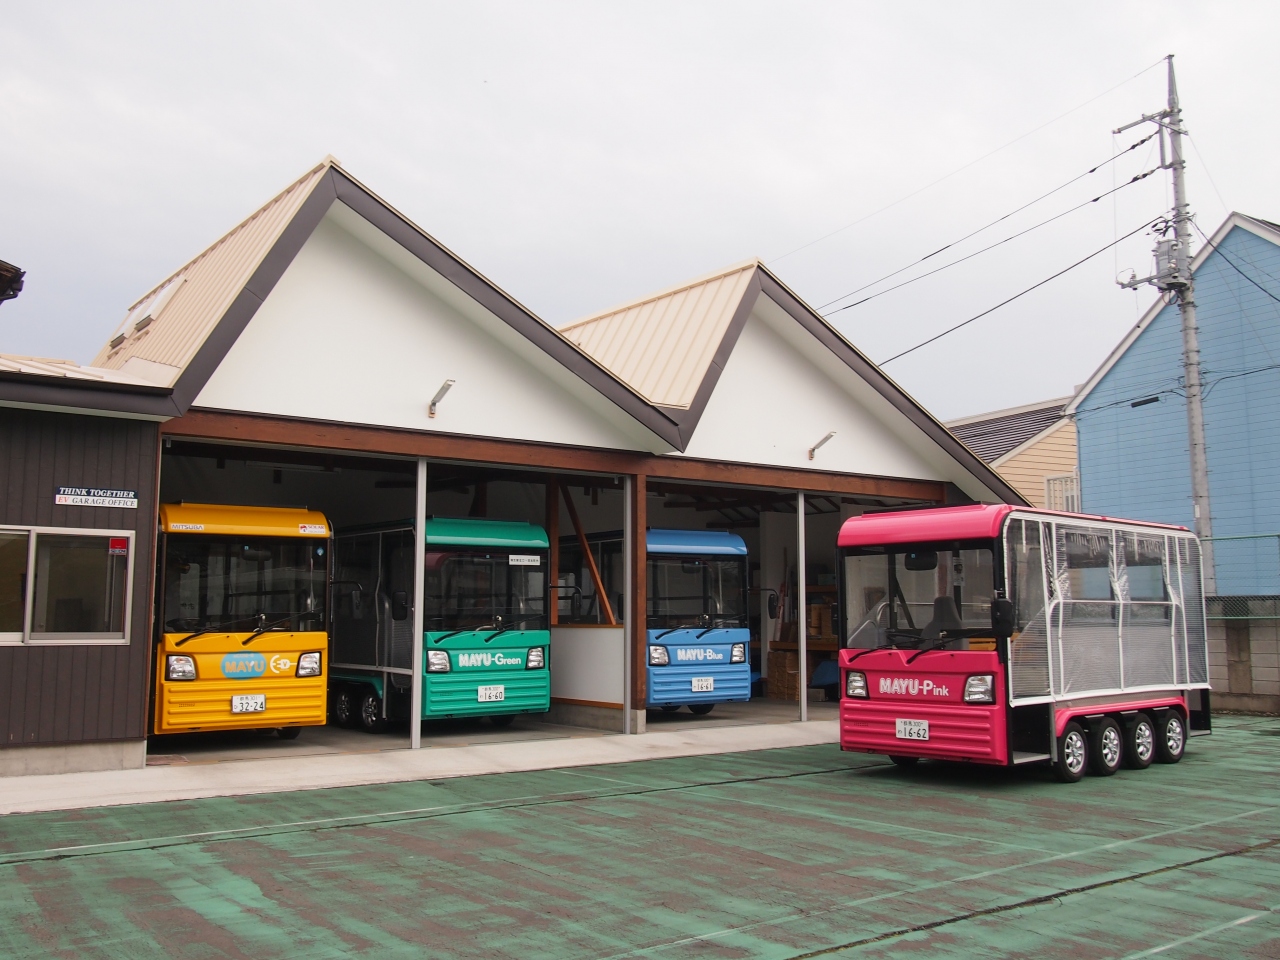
[1068,213,1280,598]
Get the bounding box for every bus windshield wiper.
[432,621,497,644]
[174,615,258,646]
[479,614,544,643]
[655,623,705,640]
[241,614,300,646]
[695,618,741,639]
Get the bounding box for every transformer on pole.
[1115,55,1216,594]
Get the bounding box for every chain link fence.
[1205,534,1280,619]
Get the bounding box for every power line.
[817,133,1158,313]
[766,58,1166,266]
[879,218,1160,366]
[1191,221,1280,306]
[822,167,1158,317]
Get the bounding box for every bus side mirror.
[391,590,409,621]
[767,592,779,620]
[991,598,1014,638]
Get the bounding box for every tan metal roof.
[0,353,157,386]
[89,159,335,384]
[559,260,758,409]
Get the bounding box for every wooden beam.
[561,485,616,625]
[160,410,946,502]
[546,479,559,627]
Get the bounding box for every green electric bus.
[329,518,551,732]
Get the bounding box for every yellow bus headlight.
[296,652,322,677]
[167,655,197,681]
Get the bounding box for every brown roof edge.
[753,267,1030,506]
[163,165,685,450]
[0,371,180,417]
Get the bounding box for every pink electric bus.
[837,504,1211,782]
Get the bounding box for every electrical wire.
[1191,221,1280,305]
[818,132,1158,313]
[821,168,1158,317]
[879,218,1160,366]
[766,58,1168,265]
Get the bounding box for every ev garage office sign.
[55,486,139,509]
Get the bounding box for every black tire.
[277,726,301,740]
[660,705,681,713]
[1089,717,1123,776]
[332,685,357,728]
[358,689,387,734]
[489,714,515,728]
[689,703,715,716]
[888,755,919,768]
[1124,713,1155,769]
[1154,710,1186,764]
[1053,721,1088,783]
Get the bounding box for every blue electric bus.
[645,529,750,714]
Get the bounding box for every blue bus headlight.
[964,674,995,703]
[426,650,451,672]
[648,645,669,666]
[167,655,196,681]
[845,670,868,698]
[296,652,322,677]
[526,647,545,669]
[730,643,746,663]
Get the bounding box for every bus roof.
[159,503,329,537]
[647,528,748,556]
[837,504,1190,549]
[425,518,549,549]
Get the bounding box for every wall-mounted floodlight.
[808,431,836,460]
[428,379,455,418]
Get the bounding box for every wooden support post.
[561,485,615,624]
[630,474,647,708]
[546,479,560,626]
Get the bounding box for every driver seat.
[921,596,963,641]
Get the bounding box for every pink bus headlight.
[963,674,995,703]
[845,671,868,698]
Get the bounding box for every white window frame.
[1044,472,1081,513]
[0,524,135,646]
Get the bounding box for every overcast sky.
[1,2,1276,419]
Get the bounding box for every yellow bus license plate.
[231,694,266,714]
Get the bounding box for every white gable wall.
[195,208,659,451]
[678,304,942,480]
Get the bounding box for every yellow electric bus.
[152,503,330,738]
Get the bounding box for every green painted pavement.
[1,716,1278,959]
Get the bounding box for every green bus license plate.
[231,694,266,714]
[478,685,505,703]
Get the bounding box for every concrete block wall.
[1207,614,1280,714]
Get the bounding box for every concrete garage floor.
[2,715,1277,959]
[143,699,836,766]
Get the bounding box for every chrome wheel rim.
[1063,731,1086,775]
[1166,716,1184,756]
[1134,722,1154,762]
[335,693,351,723]
[361,698,379,726]
[1101,726,1121,768]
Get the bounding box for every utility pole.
[1116,54,1216,594]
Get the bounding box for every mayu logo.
[676,648,724,662]
[457,652,523,668]
[879,677,949,697]
[221,652,267,679]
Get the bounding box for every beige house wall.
[994,419,1077,508]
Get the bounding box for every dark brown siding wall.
[0,409,159,746]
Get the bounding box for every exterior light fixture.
[808,431,836,460]
[429,379,455,418]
